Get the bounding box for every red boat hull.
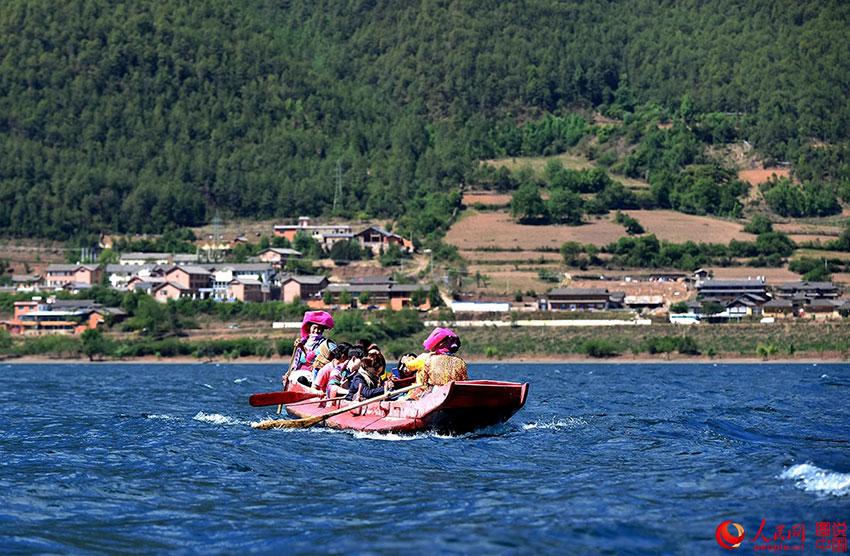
[282,380,529,434]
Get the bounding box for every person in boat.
[345,353,392,401]
[318,344,363,398]
[310,341,352,395]
[286,310,336,388]
[381,352,417,382]
[365,343,386,376]
[405,327,468,398]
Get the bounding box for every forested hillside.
[1,0,849,243]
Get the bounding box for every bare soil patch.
[738,168,790,186]
[706,266,799,283]
[484,152,593,173]
[462,193,513,205]
[461,249,561,263]
[0,239,68,276]
[622,210,749,243]
[446,212,625,250]
[569,278,691,301]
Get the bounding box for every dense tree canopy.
[1,0,849,241]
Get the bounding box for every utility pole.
[333,158,342,213]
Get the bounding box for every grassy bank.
[2,321,850,362]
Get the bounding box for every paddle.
[281,345,301,390]
[252,383,422,430]
[248,390,321,407]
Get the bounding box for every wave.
[142,413,180,421]
[193,411,250,426]
[780,462,850,497]
[523,417,587,430]
[233,377,248,383]
[351,430,431,441]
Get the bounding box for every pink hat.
[300,310,335,339]
[423,327,457,351]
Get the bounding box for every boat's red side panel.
[279,379,529,434]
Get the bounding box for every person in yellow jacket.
[405,327,467,399]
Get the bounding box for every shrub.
[583,339,621,357]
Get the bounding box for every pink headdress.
[423,327,458,351]
[300,310,335,339]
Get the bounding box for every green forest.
[2,0,849,244]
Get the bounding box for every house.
[695,279,768,301]
[2,298,124,335]
[541,288,619,311]
[348,275,397,286]
[322,283,431,310]
[803,298,841,320]
[119,252,173,265]
[762,298,796,318]
[693,268,711,282]
[775,281,839,300]
[106,264,159,290]
[353,226,414,255]
[725,296,764,318]
[623,295,664,311]
[164,266,212,298]
[257,248,301,268]
[273,216,352,243]
[205,264,274,300]
[62,282,93,295]
[127,276,166,294]
[172,253,201,266]
[227,278,265,302]
[44,264,103,289]
[281,275,329,303]
[151,282,190,302]
[11,274,43,292]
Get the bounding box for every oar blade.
[249,391,317,407]
[252,416,323,430]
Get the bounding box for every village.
[1,215,849,337]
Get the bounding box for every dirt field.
[706,267,799,283]
[484,152,594,173]
[462,193,513,206]
[738,168,791,185]
[460,249,562,262]
[621,210,750,243]
[0,239,69,276]
[446,211,626,249]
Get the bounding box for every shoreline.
[3,354,848,365]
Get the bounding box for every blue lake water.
[1,362,848,554]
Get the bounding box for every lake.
[2,362,848,554]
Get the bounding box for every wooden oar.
[287,395,347,408]
[248,390,321,407]
[279,346,302,413]
[252,383,422,430]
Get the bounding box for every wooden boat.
[276,379,529,435]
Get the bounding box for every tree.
[669,301,689,314]
[411,287,426,307]
[743,214,773,235]
[510,182,548,224]
[547,188,583,224]
[81,328,110,361]
[339,289,353,306]
[560,241,582,265]
[358,291,371,306]
[329,240,362,265]
[428,284,442,307]
[379,243,404,267]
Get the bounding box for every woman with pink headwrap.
[285,310,336,388]
[404,327,468,399]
